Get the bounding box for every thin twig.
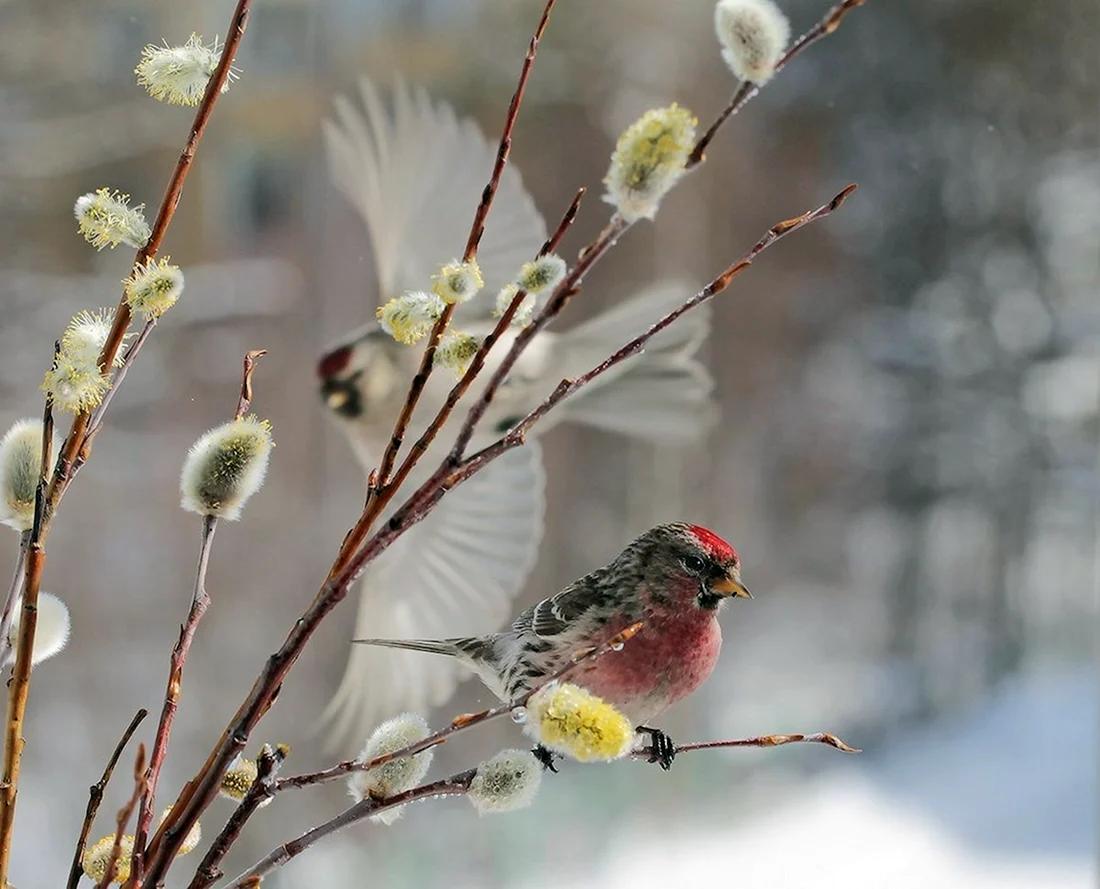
[378,188,585,513]
[95,743,147,889]
[226,770,477,888]
[633,731,861,761]
[689,0,868,167]
[0,398,53,884]
[230,731,857,887]
[46,0,253,517]
[65,710,148,889]
[234,350,267,420]
[0,530,31,669]
[130,513,218,884]
[86,319,157,439]
[338,0,560,572]
[186,744,287,889]
[276,621,642,793]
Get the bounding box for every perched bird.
[353,522,751,769]
[318,78,717,746]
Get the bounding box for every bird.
[317,77,717,747]
[352,522,751,770]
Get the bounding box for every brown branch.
[129,511,218,885]
[46,0,253,517]
[275,621,642,793]
[95,743,147,889]
[378,188,585,513]
[634,731,861,762]
[226,770,477,888]
[0,530,31,669]
[230,729,857,887]
[334,0,560,574]
[689,0,868,167]
[462,0,558,262]
[0,398,53,884]
[186,744,287,889]
[65,709,148,889]
[234,350,267,420]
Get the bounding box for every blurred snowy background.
[0,0,1097,886]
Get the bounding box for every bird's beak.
[711,572,752,599]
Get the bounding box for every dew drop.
[510,706,527,724]
[610,641,625,652]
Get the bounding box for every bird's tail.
[351,636,494,662]
[557,281,716,443]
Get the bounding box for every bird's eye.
[682,554,706,574]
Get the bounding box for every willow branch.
[85,319,157,440]
[0,530,31,669]
[186,744,287,889]
[690,0,867,166]
[95,744,147,889]
[336,0,560,573]
[634,731,861,761]
[234,350,267,420]
[226,770,477,889]
[65,710,148,889]
[130,514,218,884]
[46,0,253,517]
[0,399,53,884]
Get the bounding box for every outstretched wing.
[322,77,548,310]
[321,443,546,749]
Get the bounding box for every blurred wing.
[321,443,546,749]
[323,77,548,310]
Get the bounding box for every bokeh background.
[1,0,1097,886]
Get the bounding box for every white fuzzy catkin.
[135,34,240,106]
[377,291,446,345]
[347,712,434,825]
[7,592,71,667]
[74,189,151,250]
[125,257,185,320]
[431,259,484,305]
[603,105,697,223]
[714,0,791,85]
[467,749,542,815]
[493,284,538,327]
[515,254,567,295]
[42,308,127,413]
[82,834,135,883]
[158,805,202,855]
[179,415,273,521]
[0,419,49,532]
[434,331,481,377]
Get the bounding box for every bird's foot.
[636,725,676,771]
[532,744,561,773]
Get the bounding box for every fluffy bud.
[603,105,697,223]
[492,285,537,327]
[6,592,71,667]
[179,415,273,521]
[74,188,151,250]
[377,291,446,345]
[0,419,52,532]
[219,753,259,802]
[82,834,134,884]
[714,0,791,85]
[524,681,634,763]
[431,259,484,305]
[135,34,241,107]
[125,257,185,321]
[347,712,434,825]
[468,749,542,815]
[515,254,567,295]
[435,331,480,377]
[158,806,202,855]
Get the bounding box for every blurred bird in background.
[317,78,718,747]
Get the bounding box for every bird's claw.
[636,725,676,771]
[532,744,561,773]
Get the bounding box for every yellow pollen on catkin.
[82,834,135,883]
[525,681,634,763]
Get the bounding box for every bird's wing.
[321,442,546,749]
[322,77,548,311]
[514,575,609,641]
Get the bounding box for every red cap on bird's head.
[686,524,739,567]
